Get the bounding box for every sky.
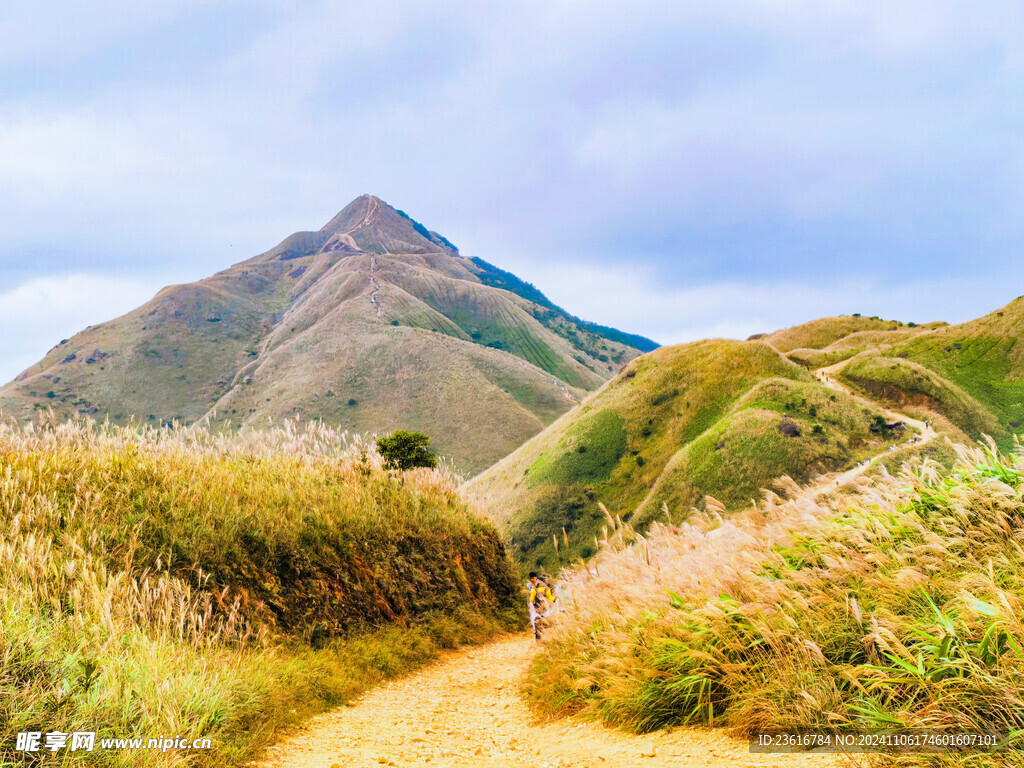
[2,0,1024,382]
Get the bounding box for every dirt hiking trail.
[254,635,851,768]
[255,357,926,768]
[808,363,936,494]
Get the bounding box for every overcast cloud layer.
[2,1,1023,383]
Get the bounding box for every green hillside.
[762,314,917,352]
[882,298,1024,444]
[466,339,897,570]
[0,195,654,474]
[761,300,1024,451]
[839,354,1002,441]
[0,420,520,767]
[470,299,1024,571]
[778,299,1024,449]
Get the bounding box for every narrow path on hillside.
[254,635,849,768]
[807,361,936,494]
[369,256,382,318]
[553,376,578,404]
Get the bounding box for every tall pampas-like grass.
[0,417,520,766]
[525,440,1024,765]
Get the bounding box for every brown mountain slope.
[0,196,655,473]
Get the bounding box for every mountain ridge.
[0,196,656,473]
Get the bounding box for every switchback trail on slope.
[253,635,851,768]
[807,362,936,494]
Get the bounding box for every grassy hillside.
[757,300,1024,451]
[785,328,935,369]
[524,444,1024,765]
[630,376,892,527]
[0,419,520,767]
[467,339,899,570]
[0,195,651,474]
[471,299,1024,572]
[762,314,920,353]
[839,354,1003,441]
[788,298,1024,450]
[885,298,1024,445]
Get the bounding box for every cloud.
[0,274,166,384]
[0,109,173,202]
[517,260,1022,347]
[0,1,280,65]
[1,1,1024,378]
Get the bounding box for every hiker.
[528,572,558,640]
[529,572,557,610]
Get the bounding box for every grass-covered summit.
[0,195,654,474]
[0,418,520,767]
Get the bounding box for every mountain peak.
[318,195,458,255]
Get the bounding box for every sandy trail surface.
[254,635,851,768]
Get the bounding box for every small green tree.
[376,430,438,470]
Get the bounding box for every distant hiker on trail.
[529,572,557,608]
[528,572,558,640]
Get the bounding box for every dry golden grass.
[525,440,1024,766]
[0,415,521,766]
